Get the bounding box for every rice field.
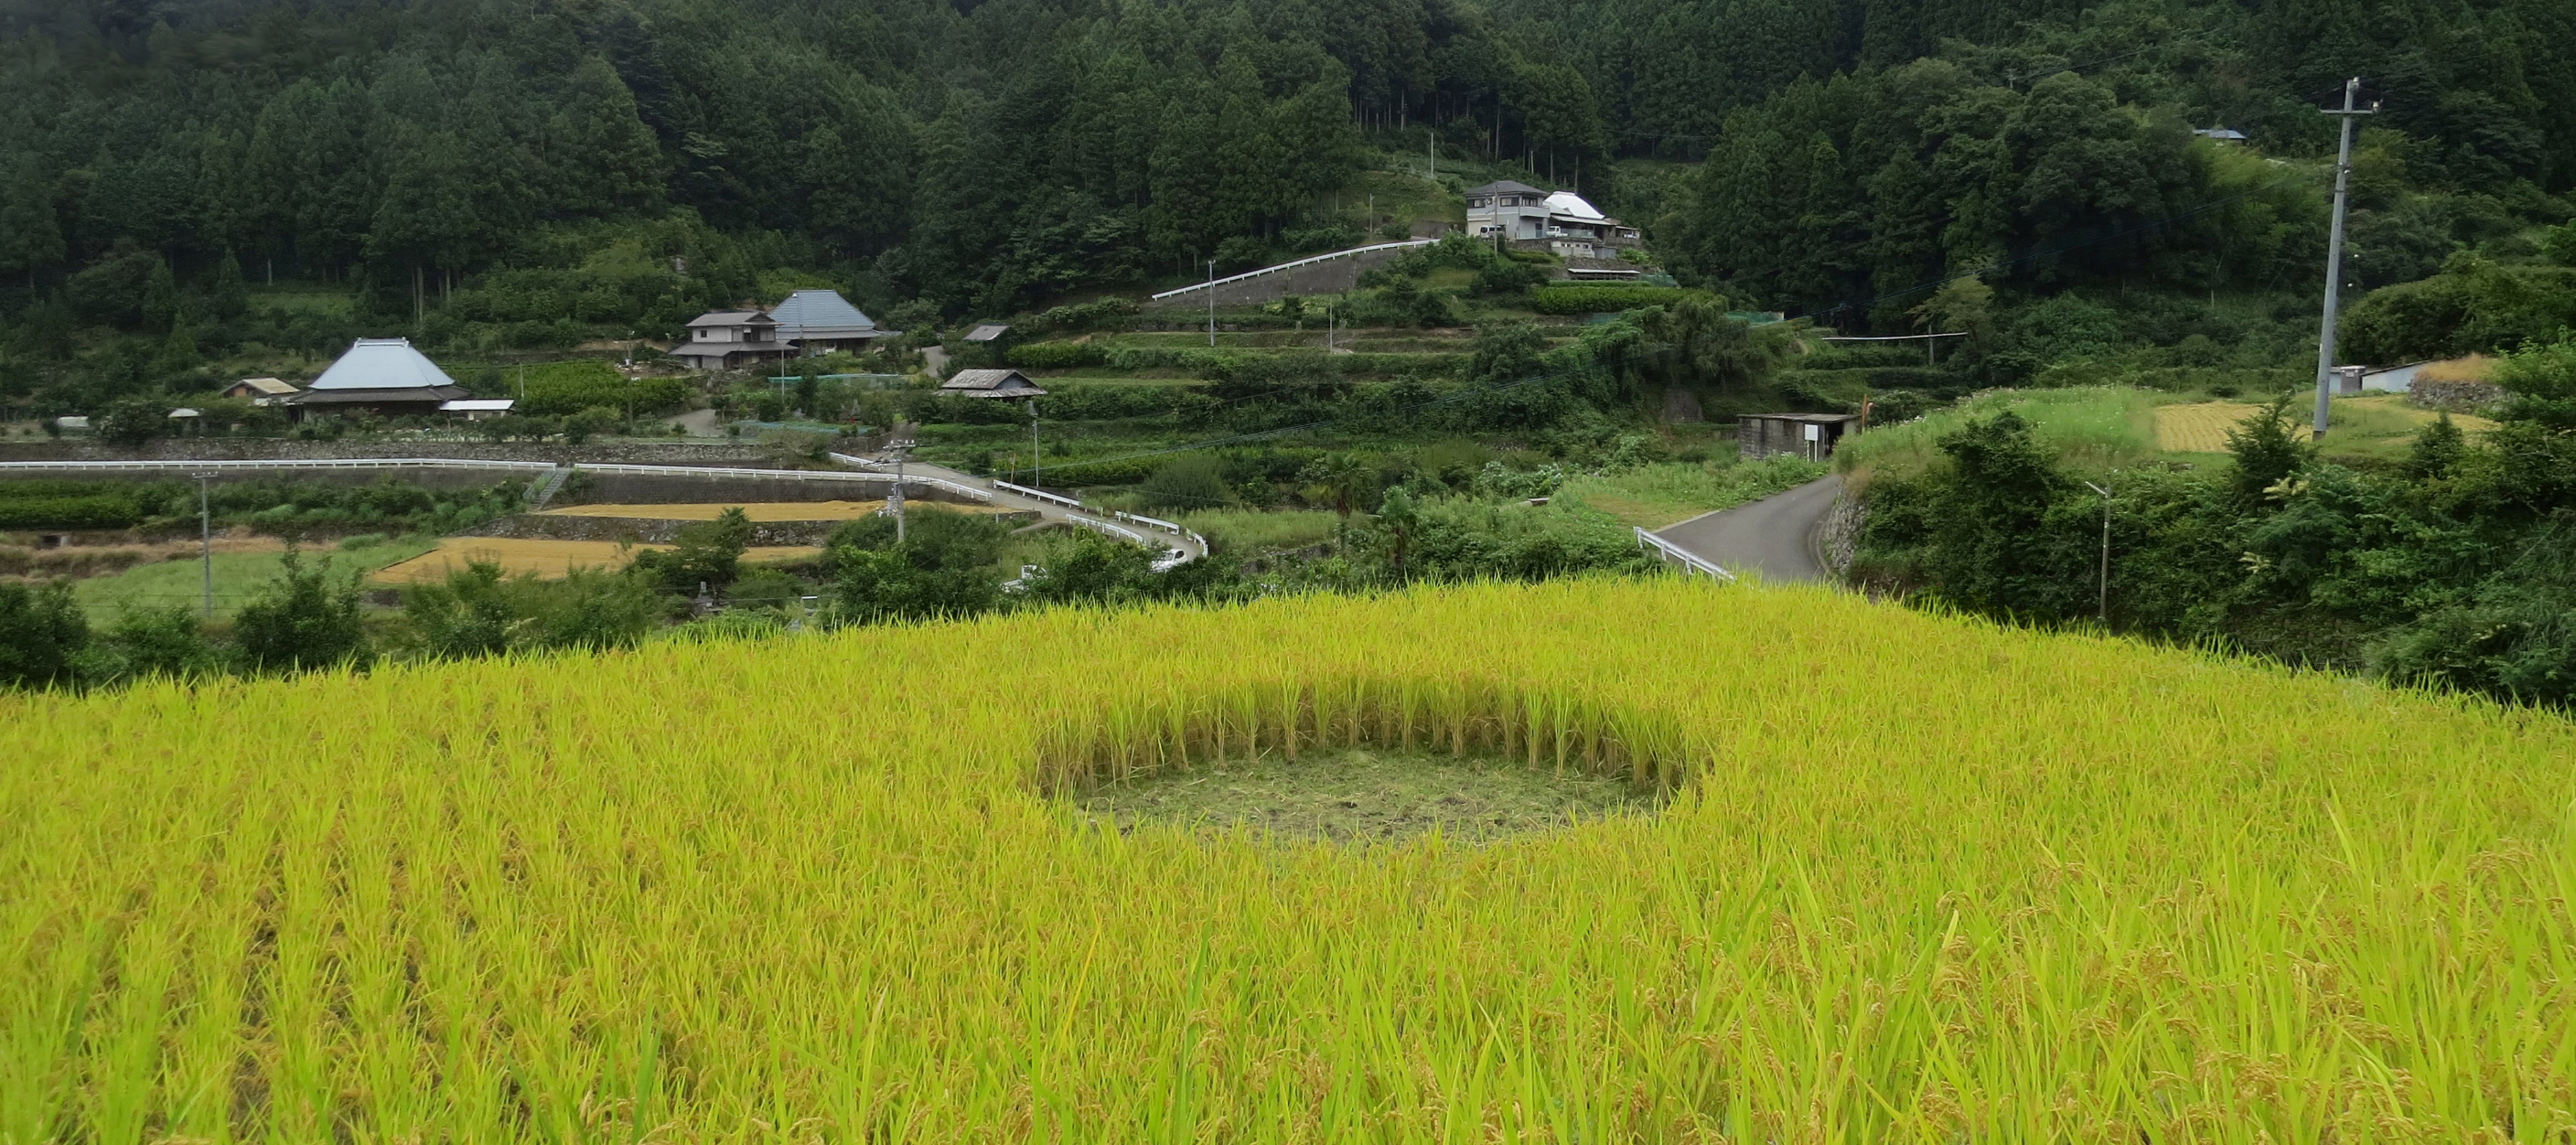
[4,579,2572,1140]
[2154,397,2497,455]
[369,537,822,583]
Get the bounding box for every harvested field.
[2153,397,2495,453]
[370,537,821,583]
[542,500,1007,521]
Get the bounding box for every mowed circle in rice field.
[4,579,2570,1140]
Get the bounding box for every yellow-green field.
[4,580,2571,1140]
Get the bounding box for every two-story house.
[669,310,795,371]
[1465,181,1643,260]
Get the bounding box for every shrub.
[0,582,90,689]
[1006,342,1109,369]
[1529,285,1706,315]
[231,550,371,674]
[515,360,692,418]
[0,495,144,530]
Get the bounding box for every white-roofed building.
[1465,180,1642,259]
[439,398,517,421]
[285,337,469,420]
[767,289,897,355]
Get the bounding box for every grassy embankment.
[1838,385,2496,479]
[5,578,2567,1138]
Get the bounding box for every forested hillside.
[0,0,2571,415]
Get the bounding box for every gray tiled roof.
[1466,180,1545,197]
[767,289,877,337]
[308,338,461,391]
[939,369,1044,395]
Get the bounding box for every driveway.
[1653,474,1842,583]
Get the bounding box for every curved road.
[1653,474,1842,583]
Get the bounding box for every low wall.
[1142,246,1420,310]
[473,505,1039,546]
[0,439,778,465]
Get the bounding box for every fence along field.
[3,579,2571,1140]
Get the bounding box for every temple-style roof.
[308,338,460,391]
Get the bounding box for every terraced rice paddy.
[4,579,2571,1140]
[2154,396,2496,453]
[369,537,821,583]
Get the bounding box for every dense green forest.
[1,0,2571,418]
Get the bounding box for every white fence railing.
[1635,527,1735,583]
[993,478,1083,510]
[564,462,993,502]
[0,457,559,473]
[1149,240,1433,302]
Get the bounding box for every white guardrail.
[565,462,993,503]
[1634,527,1735,583]
[992,478,1083,510]
[1149,240,1434,302]
[0,457,561,473]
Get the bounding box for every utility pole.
[2313,77,2376,442]
[2082,478,2112,624]
[195,473,213,621]
[1206,258,1218,348]
[1029,398,1041,491]
[882,435,914,543]
[1428,128,1436,183]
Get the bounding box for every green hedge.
[516,360,692,417]
[1529,285,1707,315]
[1006,342,1109,369]
[1100,346,1466,380]
[0,495,145,530]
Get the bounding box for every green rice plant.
[3,578,2572,1140]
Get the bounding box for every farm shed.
[1739,412,1860,462]
[939,369,1047,400]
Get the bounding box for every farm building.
[284,338,469,420]
[1739,412,1860,462]
[962,324,1012,344]
[439,399,516,422]
[221,377,299,404]
[768,289,898,355]
[939,369,1046,399]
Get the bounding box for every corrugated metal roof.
[940,369,1044,395]
[688,311,773,326]
[963,323,1012,343]
[440,399,516,412]
[307,339,462,391]
[767,289,876,337]
[228,377,298,395]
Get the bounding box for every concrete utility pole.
[2313,77,2376,442]
[885,436,913,543]
[1428,128,1436,182]
[2082,479,2112,623]
[1029,399,1042,490]
[1207,258,1217,348]
[195,473,214,620]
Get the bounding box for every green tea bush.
[1529,285,1706,315]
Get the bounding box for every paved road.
[1653,474,1842,583]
